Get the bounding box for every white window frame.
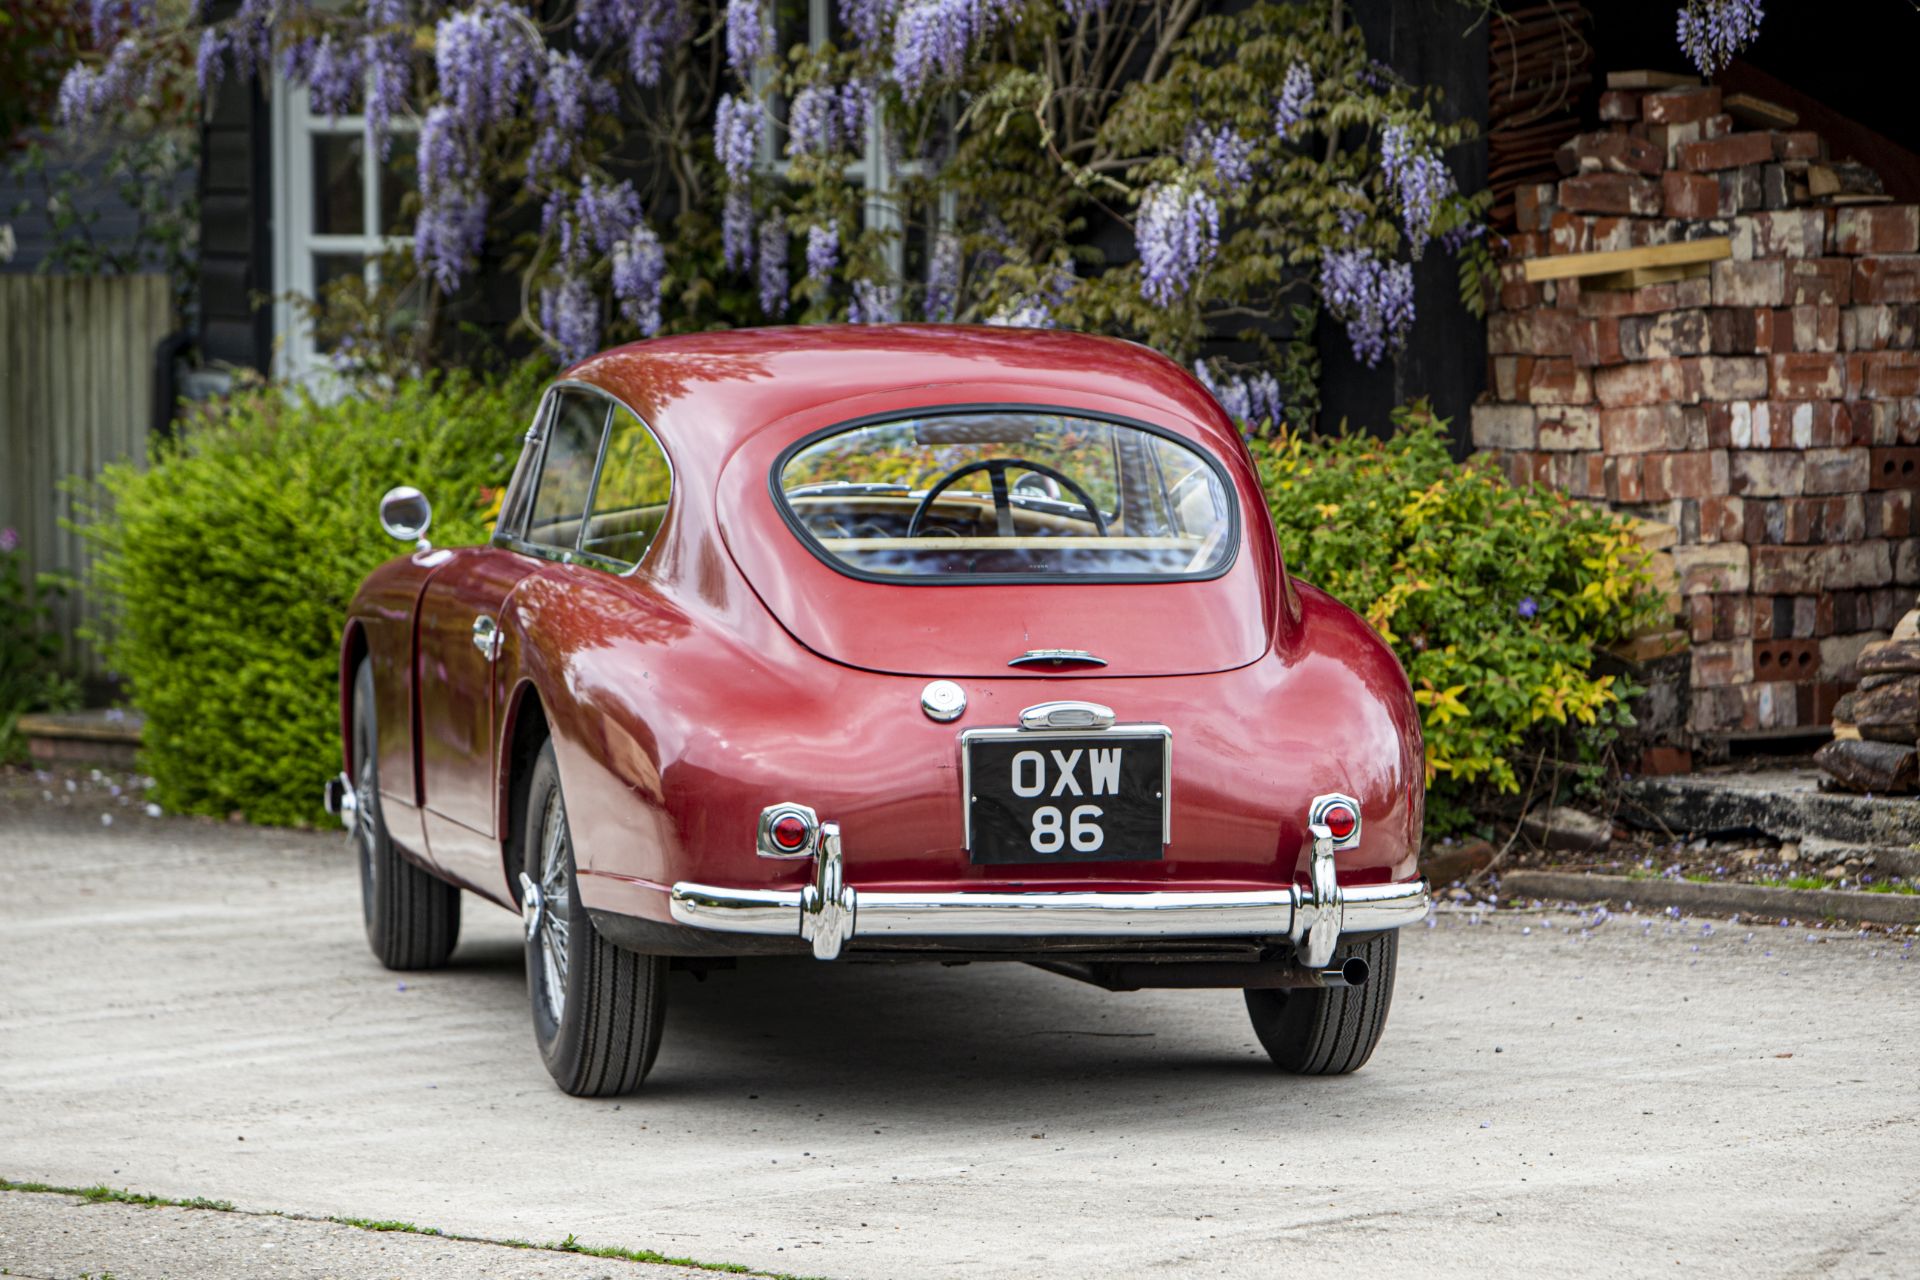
[758,0,954,288]
[270,77,415,382]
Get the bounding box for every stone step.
[1622,767,1920,851]
[18,709,143,769]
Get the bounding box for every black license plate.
[963,729,1169,865]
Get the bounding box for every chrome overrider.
[669,790,1431,964]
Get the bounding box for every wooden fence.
[0,274,174,680]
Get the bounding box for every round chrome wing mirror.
[379,485,433,546]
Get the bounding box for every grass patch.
[1863,881,1920,895]
[1758,875,1837,892]
[331,1216,441,1235]
[0,1178,233,1212]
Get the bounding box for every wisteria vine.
[50,0,1524,419]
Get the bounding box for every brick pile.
[1472,80,1920,743]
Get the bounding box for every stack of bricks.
[1472,78,1920,742]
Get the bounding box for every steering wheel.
[906,457,1109,539]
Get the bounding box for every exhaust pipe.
[1279,955,1370,989]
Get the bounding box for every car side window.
[581,405,672,570]
[525,391,610,552]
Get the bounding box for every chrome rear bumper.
[669,820,1430,964]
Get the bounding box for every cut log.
[1522,237,1732,283]
[1816,739,1918,793]
[1832,723,1862,742]
[1808,163,1885,199]
[1892,609,1919,643]
[1858,639,1920,678]
[1606,69,1700,91]
[1724,92,1798,129]
[1851,676,1919,729]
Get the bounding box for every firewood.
[1816,739,1919,793]
[1858,639,1920,678]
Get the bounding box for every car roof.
[560,324,1243,460]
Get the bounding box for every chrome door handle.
[472,615,502,662]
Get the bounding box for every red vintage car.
[327,325,1430,1096]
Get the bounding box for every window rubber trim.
[767,402,1242,588]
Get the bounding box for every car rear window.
[774,410,1236,581]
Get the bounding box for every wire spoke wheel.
[535,794,572,1024]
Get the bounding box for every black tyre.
[1244,931,1399,1075]
[351,658,460,970]
[520,739,667,1097]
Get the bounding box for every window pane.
[582,407,672,569]
[525,393,609,551]
[379,133,416,235]
[314,252,365,293]
[313,133,366,235]
[777,412,1235,580]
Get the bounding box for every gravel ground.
[1,773,1917,1279]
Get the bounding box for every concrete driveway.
[1,781,1916,1279]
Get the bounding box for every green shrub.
[0,531,79,763]
[1251,403,1666,831]
[83,365,548,825]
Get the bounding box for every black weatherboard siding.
[198,0,273,373]
[1318,0,1490,455]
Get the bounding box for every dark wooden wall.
[1317,0,1491,451]
[197,1,273,373]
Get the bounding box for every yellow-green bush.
[84,365,547,825]
[1253,402,1665,830]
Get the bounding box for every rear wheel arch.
[500,679,551,903]
[340,620,370,775]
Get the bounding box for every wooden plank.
[1522,236,1733,283]
[1585,261,1715,291]
[1605,69,1700,91]
[1724,92,1798,130]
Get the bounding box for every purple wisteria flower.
[987,260,1075,329]
[541,275,600,364]
[547,177,646,268]
[1517,596,1539,619]
[304,36,367,118]
[86,0,152,48]
[1136,183,1219,307]
[363,0,413,157]
[725,0,765,76]
[1273,60,1314,137]
[0,527,18,554]
[1676,0,1763,76]
[715,93,764,182]
[1061,0,1110,18]
[414,186,489,290]
[723,189,756,273]
[58,41,143,130]
[1441,220,1485,255]
[1194,360,1283,431]
[613,229,667,336]
[849,280,901,324]
[227,0,273,81]
[892,0,1015,99]
[435,0,537,129]
[839,0,900,43]
[575,0,691,86]
[1183,123,1254,193]
[196,28,225,98]
[805,222,840,282]
[1319,246,1415,367]
[530,51,616,177]
[786,81,870,157]
[925,231,961,321]
[758,219,790,316]
[1379,124,1454,254]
